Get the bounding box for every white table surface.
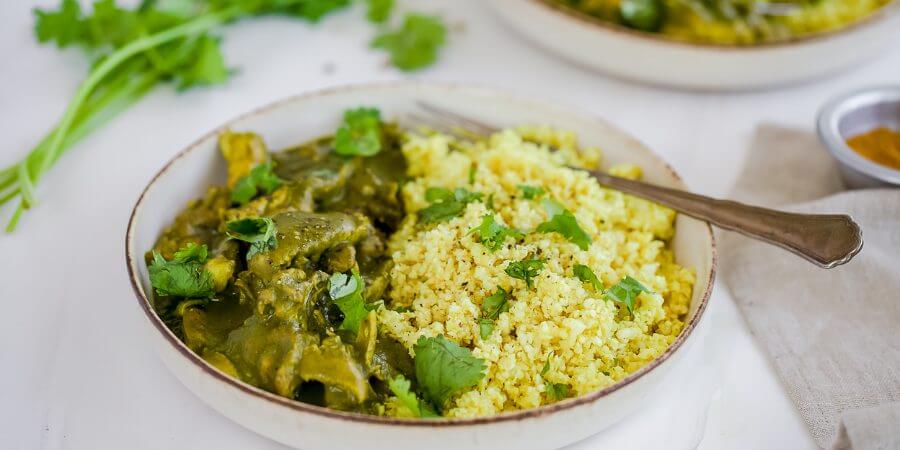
[2,1,898,448]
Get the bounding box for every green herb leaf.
[481,287,509,319]
[573,264,604,292]
[33,0,89,47]
[334,107,383,157]
[328,271,371,334]
[517,184,545,200]
[478,318,495,340]
[388,375,438,418]
[546,383,570,402]
[148,243,214,298]
[620,0,665,32]
[414,335,486,410]
[418,187,483,223]
[468,214,524,251]
[505,257,546,289]
[541,359,551,376]
[468,163,476,185]
[372,13,446,71]
[366,0,394,23]
[477,288,509,339]
[230,161,283,205]
[225,217,277,258]
[536,199,591,250]
[604,275,650,314]
[175,35,230,89]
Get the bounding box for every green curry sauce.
[148,118,417,415]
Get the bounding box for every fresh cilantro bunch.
[148,243,215,298]
[1,0,447,232]
[372,13,446,71]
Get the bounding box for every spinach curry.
[148,108,421,415]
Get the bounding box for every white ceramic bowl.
[486,0,900,90]
[126,82,716,449]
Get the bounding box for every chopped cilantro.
[328,271,372,334]
[536,199,591,250]
[468,214,524,251]
[477,288,509,339]
[388,375,438,418]
[372,13,446,71]
[573,264,603,292]
[366,0,394,23]
[418,187,483,223]
[468,163,476,185]
[148,243,214,298]
[505,257,546,289]
[413,335,485,410]
[481,288,510,319]
[541,359,551,376]
[486,194,495,210]
[604,276,650,314]
[546,383,570,402]
[225,217,277,258]
[478,318,495,340]
[517,184,545,200]
[333,107,383,157]
[231,161,283,205]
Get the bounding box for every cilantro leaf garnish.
[148,243,215,298]
[468,214,524,251]
[328,270,372,334]
[477,287,509,339]
[225,217,277,258]
[418,187,483,223]
[546,383,570,402]
[366,0,394,23]
[478,318,495,340]
[573,264,604,292]
[517,184,545,200]
[231,161,283,205]
[413,335,485,410]
[372,13,446,71]
[505,257,546,289]
[468,163,476,185]
[334,107,383,157]
[536,199,591,250]
[388,375,438,418]
[604,276,650,314]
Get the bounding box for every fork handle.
[586,170,863,268]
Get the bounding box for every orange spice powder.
[846,127,900,170]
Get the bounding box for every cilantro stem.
[4,7,238,231]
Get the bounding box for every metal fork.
[411,102,863,269]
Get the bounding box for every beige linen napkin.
[719,124,900,450]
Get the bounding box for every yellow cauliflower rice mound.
[379,127,694,418]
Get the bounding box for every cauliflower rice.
[379,127,695,418]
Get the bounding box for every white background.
[2,1,898,448]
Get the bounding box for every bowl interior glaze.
[126,82,715,449]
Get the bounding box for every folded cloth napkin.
[720,124,900,450]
